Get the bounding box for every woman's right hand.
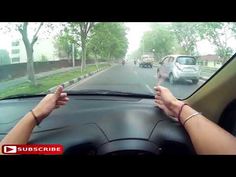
[154,86,184,118]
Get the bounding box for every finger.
[55,85,64,98]
[55,105,60,109]
[56,100,68,106]
[155,95,161,99]
[155,99,163,105]
[156,86,166,92]
[154,99,162,103]
[155,102,165,110]
[58,97,69,102]
[59,92,67,98]
[155,95,161,100]
[154,85,162,90]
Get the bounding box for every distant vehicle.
[122,59,125,66]
[139,54,154,68]
[157,55,200,84]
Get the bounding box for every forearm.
[0,112,37,154]
[172,101,236,154]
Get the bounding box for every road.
[66,61,205,99]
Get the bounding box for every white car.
[157,55,200,84]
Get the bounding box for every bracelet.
[177,103,188,121]
[31,110,40,126]
[183,112,202,126]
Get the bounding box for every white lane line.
[145,84,154,94]
[66,66,115,91]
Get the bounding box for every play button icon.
[3,146,17,154]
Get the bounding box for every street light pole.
[72,43,75,67]
[152,49,155,58]
[142,39,144,55]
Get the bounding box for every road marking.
[145,84,154,94]
[65,65,115,90]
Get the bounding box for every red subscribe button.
[2,144,63,155]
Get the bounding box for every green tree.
[0,49,10,65]
[87,23,128,62]
[54,32,73,59]
[141,24,180,60]
[197,22,235,63]
[64,22,95,72]
[128,49,142,60]
[40,54,48,62]
[171,22,200,56]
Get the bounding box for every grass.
[0,64,110,99]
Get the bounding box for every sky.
[125,22,152,54]
[124,22,216,55]
[0,22,235,57]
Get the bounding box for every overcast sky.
[0,22,235,56]
[124,22,217,55]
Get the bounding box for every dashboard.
[0,95,195,155]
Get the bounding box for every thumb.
[55,85,63,98]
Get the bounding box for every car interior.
[0,53,235,155]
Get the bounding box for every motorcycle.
[122,60,125,66]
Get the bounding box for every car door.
[166,56,174,76]
[160,57,169,78]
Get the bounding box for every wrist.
[170,100,185,118]
[32,107,46,122]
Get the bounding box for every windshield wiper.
[66,89,154,98]
[0,93,46,100]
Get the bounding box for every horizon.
[0,22,235,58]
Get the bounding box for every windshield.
[0,22,235,100]
[176,57,196,65]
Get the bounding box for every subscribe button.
[2,144,63,155]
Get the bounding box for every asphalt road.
[66,61,205,99]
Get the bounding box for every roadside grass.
[0,64,110,99]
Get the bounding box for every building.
[10,38,58,64]
[198,54,222,68]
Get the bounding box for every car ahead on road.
[139,54,154,68]
[157,55,200,85]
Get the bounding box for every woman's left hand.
[32,85,69,122]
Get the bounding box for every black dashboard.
[0,95,195,155]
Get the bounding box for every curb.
[46,67,107,93]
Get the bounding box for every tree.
[64,22,95,72]
[0,49,10,65]
[87,23,128,62]
[128,49,142,60]
[54,31,77,60]
[17,22,43,85]
[171,23,200,56]
[196,22,235,63]
[54,33,72,59]
[140,24,180,60]
[0,22,59,85]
